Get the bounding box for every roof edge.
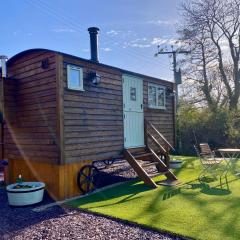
[7,48,174,85]
[7,48,56,65]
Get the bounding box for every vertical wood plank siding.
[5,51,59,164]
[62,55,175,164]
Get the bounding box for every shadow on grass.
[95,171,135,188]
[69,180,154,208]
[200,187,231,195]
[162,174,233,200]
[180,156,197,169]
[162,179,208,201]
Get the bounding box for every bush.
[177,102,240,155]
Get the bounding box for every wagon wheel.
[103,159,114,166]
[77,165,99,194]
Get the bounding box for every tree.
[178,0,240,111]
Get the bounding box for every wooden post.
[0,63,7,184]
[165,148,170,168]
[144,119,147,147]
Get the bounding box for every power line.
[25,0,174,77]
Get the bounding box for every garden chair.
[194,144,226,181]
[199,143,228,163]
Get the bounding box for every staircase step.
[124,149,158,188]
[140,161,158,168]
[135,153,152,160]
[127,147,146,154]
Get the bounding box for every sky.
[1,0,182,81]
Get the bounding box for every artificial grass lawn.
[68,156,240,240]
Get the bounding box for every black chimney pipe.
[88,27,100,63]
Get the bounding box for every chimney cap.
[88,27,100,33]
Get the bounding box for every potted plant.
[6,175,45,206]
[169,159,183,169]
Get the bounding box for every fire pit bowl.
[6,182,45,206]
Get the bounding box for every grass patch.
[67,156,240,240]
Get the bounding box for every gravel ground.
[0,160,186,240]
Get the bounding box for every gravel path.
[0,160,186,240]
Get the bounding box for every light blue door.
[123,75,144,148]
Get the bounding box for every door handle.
[141,104,143,109]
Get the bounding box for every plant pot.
[169,160,182,169]
[6,182,45,206]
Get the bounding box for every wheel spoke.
[77,165,99,194]
[80,172,88,178]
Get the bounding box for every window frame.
[148,83,166,110]
[67,64,84,91]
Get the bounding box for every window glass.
[149,85,156,107]
[69,69,80,88]
[148,83,165,109]
[157,87,165,107]
[67,65,83,90]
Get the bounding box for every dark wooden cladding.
[62,55,124,163]
[62,54,175,164]
[4,50,59,164]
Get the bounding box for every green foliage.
[225,111,240,147]
[177,101,240,155]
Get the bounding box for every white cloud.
[148,19,177,26]
[151,37,168,45]
[13,30,22,36]
[168,38,182,46]
[106,30,120,36]
[121,35,182,49]
[53,28,76,33]
[151,37,182,47]
[13,30,33,37]
[131,43,151,48]
[123,38,151,49]
[101,47,112,52]
[131,37,148,43]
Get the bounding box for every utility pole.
[155,46,190,153]
[155,46,190,107]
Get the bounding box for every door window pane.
[130,87,136,101]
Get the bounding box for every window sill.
[148,106,166,110]
[66,87,85,92]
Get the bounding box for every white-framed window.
[67,64,84,90]
[148,83,166,109]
